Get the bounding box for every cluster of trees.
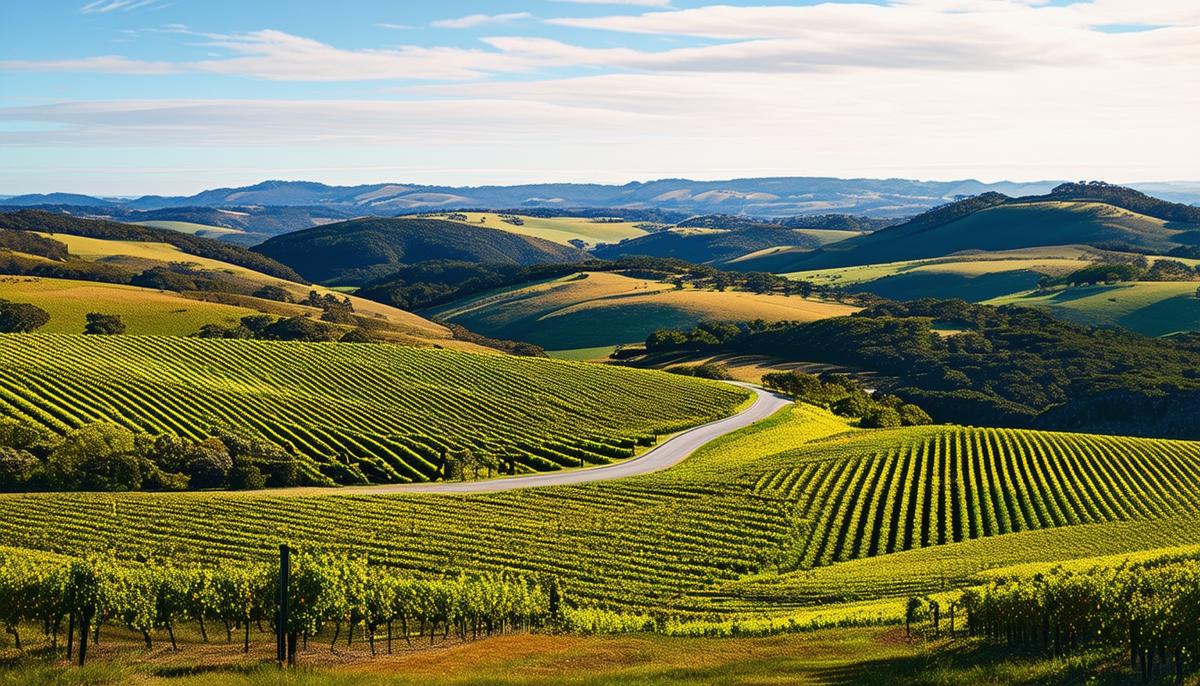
[666,363,732,380]
[761,370,931,428]
[0,300,124,335]
[0,549,557,666]
[1047,181,1200,224]
[0,229,69,260]
[904,555,1200,683]
[0,419,305,492]
[195,313,375,343]
[642,299,1200,438]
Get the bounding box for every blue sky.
[1,0,1197,195]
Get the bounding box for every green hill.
[0,209,302,281]
[427,270,857,352]
[0,334,745,485]
[254,216,590,284]
[594,226,833,264]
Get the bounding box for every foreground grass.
[2,627,1182,686]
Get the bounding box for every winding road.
[329,382,793,495]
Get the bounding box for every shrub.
[84,312,125,335]
[0,300,50,333]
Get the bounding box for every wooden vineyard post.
[277,544,290,666]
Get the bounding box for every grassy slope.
[792,201,1193,271]
[987,281,1200,336]
[133,220,247,237]
[0,276,258,335]
[435,212,651,246]
[428,271,859,350]
[1,626,1141,686]
[28,231,453,342]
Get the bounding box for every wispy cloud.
[375,23,413,30]
[80,0,161,13]
[431,12,533,29]
[0,55,179,75]
[553,0,671,6]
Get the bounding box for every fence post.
[277,544,290,666]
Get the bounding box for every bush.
[0,299,50,333]
[0,447,38,489]
[668,364,732,380]
[252,284,294,303]
[860,406,903,428]
[84,312,125,335]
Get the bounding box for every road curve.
[335,382,793,495]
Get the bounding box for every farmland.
[0,334,747,486]
[3,401,1198,621]
[986,280,1200,336]
[428,271,858,351]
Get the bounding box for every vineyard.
[3,405,1199,623]
[0,334,747,485]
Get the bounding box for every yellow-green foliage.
[2,395,1198,621]
[0,334,746,485]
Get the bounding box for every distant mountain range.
[7,177,1198,218]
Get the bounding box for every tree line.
[0,548,556,666]
[640,299,1200,439]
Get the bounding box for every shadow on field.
[810,641,1134,686]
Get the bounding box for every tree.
[0,447,38,489]
[183,438,233,489]
[252,285,293,303]
[340,328,376,344]
[84,313,125,335]
[0,299,50,333]
[46,423,143,490]
[860,405,903,428]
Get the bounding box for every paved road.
[330,382,792,495]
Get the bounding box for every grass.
[0,275,258,335]
[434,213,652,247]
[801,201,1193,270]
[133,221,247,237]
[546,345,619,361]
[428,271,859,349]
[986,281,1200,336]
[0,627,1160,686]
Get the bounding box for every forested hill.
[0,210,303,282]
[787,183,1200,270]
[252,216,590,284]
[643,298,1200,439]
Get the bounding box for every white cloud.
[431,12,533,29]
[0,55,179,75]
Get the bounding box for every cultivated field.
[429,271,859,351]
[4,402,1197,625]
[133,220,247,238]
[0,334,747,485]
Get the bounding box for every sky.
[0,0,1197,196]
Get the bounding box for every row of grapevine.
[0,334,746,484]
[951,556,1200,682]
[0,547,554,665]
[772,426,1200,567]
[2,409,1198,620]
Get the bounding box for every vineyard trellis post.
[277,544,289,667]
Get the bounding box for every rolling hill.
[0,334,747,485]
[253,216,590,284]
[428,211,656,247]
[785,184,1200,271]
[594,226,837,264]
[0,211,457,343]
[427,270,858,353]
